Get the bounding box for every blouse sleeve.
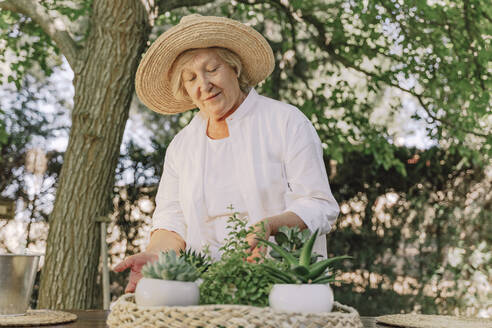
[151,139,187,240]
[283,112,339,235]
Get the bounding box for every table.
[31,311,386,327]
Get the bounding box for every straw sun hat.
[135,14,275,115]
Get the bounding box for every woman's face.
[181,48,245,121]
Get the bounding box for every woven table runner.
[0,310,77,327]
[108,294,363,328]
[376,314,492,328]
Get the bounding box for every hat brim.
[135,16,275,115]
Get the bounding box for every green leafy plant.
[199,208,275,306]
[271,226,321,264]
[258,229,351,284]
[141,250,200,282]
[179,248,212,274]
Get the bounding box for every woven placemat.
[0,310,77,327]
[108,294,363,328]
[376,314,492,328]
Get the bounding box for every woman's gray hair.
[169,47,251,101]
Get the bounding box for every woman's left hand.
[245,219,271,263]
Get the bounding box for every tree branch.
[0,0,80,68]
[156,0,216,13]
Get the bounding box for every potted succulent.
[135,250,201,307]
[257,229,350,313]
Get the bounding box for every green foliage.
[258,229,351,284]
[199,253,274,307]
[328,146,491,316]
[199,210,275,306]
[218,207,253,257]
[42,0,93,23]
[179,248,212,274]
[141,250,200,282]
[270,226,322,265]
[0,10,60,89]
[0,1,92,88]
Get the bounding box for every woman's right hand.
[114,229,186,293]
[113,251,158,293]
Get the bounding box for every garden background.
[0,0,490,317]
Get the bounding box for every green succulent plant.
[141,250,200,282]
[271,226,321,264]
[257,229,351,284]
[179,248,212,274]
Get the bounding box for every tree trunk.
[38,0,150,309]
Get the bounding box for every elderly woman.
[114,14,339,293]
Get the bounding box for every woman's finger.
[125,279,137,293]
[113,257,133,272]
[125,269,143,293]
[247,238,258,250]
[246,247,263,263]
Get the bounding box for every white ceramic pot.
[135,278,199,307]
[269,284,334,313]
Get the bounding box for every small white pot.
[135,278,199,307]
[269,284,334,313]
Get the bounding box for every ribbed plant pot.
[269,284,334,313]
[135,278,199,307]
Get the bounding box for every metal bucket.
[0,254,41,316]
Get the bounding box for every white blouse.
[151,88,340,259]
[203,137,249,260]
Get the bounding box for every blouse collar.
[225,88,258,123]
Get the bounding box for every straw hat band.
[135,15,274,115]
